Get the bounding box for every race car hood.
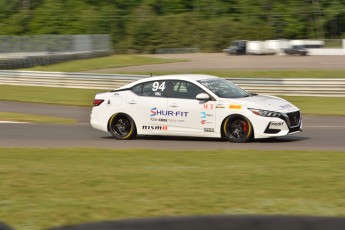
[227,94,299,113]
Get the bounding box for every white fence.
[0,70,344,97]
[307,48,345,56]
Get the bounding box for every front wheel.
[108,113,137,140]
[223,116,253,143]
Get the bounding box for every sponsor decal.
[150,118,167,122]
[280,104,293,109]
[269,122,284,129]
[150,108,189,117]
[154,92,162,96]
[201,112,213,118]
[168,119,185,123]
[204,128,214,132]
[229,104,242,110]
[201,104,214,110]
[201,120,206,125]
[142,125,168,130]
[168,119,177,123]
[216,101,225,108]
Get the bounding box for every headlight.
[248,108,281,117]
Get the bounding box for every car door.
[167,80,216,134]
[126,80,169,134]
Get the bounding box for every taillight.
[93,99,104,107]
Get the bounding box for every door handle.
[170,103,178,107]
[128,100,137,104]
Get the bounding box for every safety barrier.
[49,215,345,230]
[0,70,344,97]
[1,215,345,230]
[0,51,111,69]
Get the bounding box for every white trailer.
[246,41,263,54]
[264,40,290,54]
[290,40,324,48]
[246,41,276,55]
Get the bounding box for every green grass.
[0,112,76,124]
[119,70,345,78]
[18,53,345,78]
[0,148,344,229]
[1,85,344,116]
[0,85,100,106]
[22,55,187,72]
[281,96,345,116]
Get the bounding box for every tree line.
[0,0,345,53]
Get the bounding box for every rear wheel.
[223,116,253,143]
[108,113,136,140]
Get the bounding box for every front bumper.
[251,111,302,139]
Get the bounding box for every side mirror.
[196,93,210,101]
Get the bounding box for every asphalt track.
[1,101,344,150]
[2,53,345,150]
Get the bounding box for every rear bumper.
[90,110,108,132]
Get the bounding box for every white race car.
[90,74,302,143]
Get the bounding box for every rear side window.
[132,84,143,95]
[142,81,168,97]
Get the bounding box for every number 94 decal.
[152,82,166,91]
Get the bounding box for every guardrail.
[0,51,111,69]
[0,70,344,97]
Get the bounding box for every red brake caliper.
[243,121,248,132]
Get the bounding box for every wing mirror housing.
[196,93,210,101]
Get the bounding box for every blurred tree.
[0,0,345,52]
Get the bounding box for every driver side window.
[171,81,205,99]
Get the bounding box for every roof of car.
[152,74,217,80]
[120,74,219,89]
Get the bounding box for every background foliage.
[1,0,345,52]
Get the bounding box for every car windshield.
[197,78,249,98]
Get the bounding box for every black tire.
[108,113,137,140]
[223,116,253,143]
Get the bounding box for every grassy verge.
[280,96,345,116]
[120,70,345,78]
[1,85,344,116]
[22,55,187,72]
[0,85,100,106]
[17,53,345,78]
[0,148,344,229]
[0,112,76,124]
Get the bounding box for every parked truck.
[224,39,324,56]
[223,40,247,55]
[224,40,284,55]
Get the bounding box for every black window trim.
[128,80,216,101]
[170,80,216,101]
[131,83,143,96]
[131,80,171,98]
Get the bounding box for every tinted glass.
[142,81,168,97]
[171,81,205,99]
[132,84,142,95]
[198,78,249,98]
